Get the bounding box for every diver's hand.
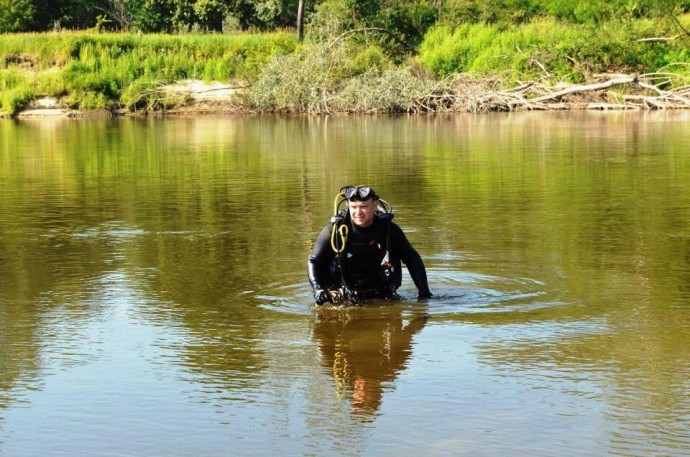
[417,290,433,300]
[314,289,331,305]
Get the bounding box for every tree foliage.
[0,0,307,32]
[5,0,689,37]
[3,0,689,115]
[437,0,690,26]
[0,0,35,32]
[309,0,438,47]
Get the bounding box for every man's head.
[344,185,378,228]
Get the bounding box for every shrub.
[248,40,434,113]
[334,68,436,113]
[1,85,35,114]
[0,68,34,114]
[66,90,108,110]
[248,41,396,112]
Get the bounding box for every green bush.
[1,85,34,114]
[248,40,399,112]
[334,68,436,113]
[0,68,34,113]
[66,90,108,110]
[120,80,187,112]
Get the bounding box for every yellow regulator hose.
[330,192,348,253]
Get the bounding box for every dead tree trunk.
[297,0,305,42]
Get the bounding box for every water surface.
[1,112,689,456]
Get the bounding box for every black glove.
[417,290,433,300]
[314,289,331,305]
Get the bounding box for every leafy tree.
[226,0,305,31]
[0,0,35,32]
[194,0,226,31]
[308,0,436,52]
[3,0,686,35]
[28,0,101,30]
[130,0,176,32]
[29,0,61,30]
[98,0,136,30]
[375,0,439,46]
[437,0,690,26]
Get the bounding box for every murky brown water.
[1,112,689,456]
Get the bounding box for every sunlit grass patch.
[0,31,297,112]
[417,14,690,85]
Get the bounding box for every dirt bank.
[12,79,243,118]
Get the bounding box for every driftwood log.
[408,71,690,113]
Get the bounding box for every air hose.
[330,192,348,253]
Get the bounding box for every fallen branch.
[408,71,690,113]
[531,76,638,103]
[637,35,680,42]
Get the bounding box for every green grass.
[0,31,297,113]
[0,67,33,114]
[1,16,689,115]
[417,14,690,84]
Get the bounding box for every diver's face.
[348,198,378,227]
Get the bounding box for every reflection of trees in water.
[462,274,690,455]
[0,300,42,413]
[0,214,115,411]
[312,306,428,418]
[130,230,283,388]
[2,114,690,450]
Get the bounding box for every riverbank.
[2,21,689,117]
[10,73,690,119]
[12,79,243,118]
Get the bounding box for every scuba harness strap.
[328,190,395,303]
[379,212,397,294]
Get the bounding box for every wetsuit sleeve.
[307,224,336,291]
[390,223,432,297]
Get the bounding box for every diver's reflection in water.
[312,305,428,418]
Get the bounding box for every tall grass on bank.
[0,31,296,114]
[418,15,690,83]
[250,15,690,113]
[1,68,34,114]
[2,14,689,115]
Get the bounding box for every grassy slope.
[1,14,689,115]
[417,15,690,82]
[1,31,297,114]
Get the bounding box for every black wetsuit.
[307,214,432,300]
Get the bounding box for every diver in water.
[307,185,432,305]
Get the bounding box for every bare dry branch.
[637,35,680,42]
[406,71,690,114]
[531,76,638,102]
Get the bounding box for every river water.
[1,112,689,456]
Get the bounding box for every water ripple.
[253,263,568,322]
